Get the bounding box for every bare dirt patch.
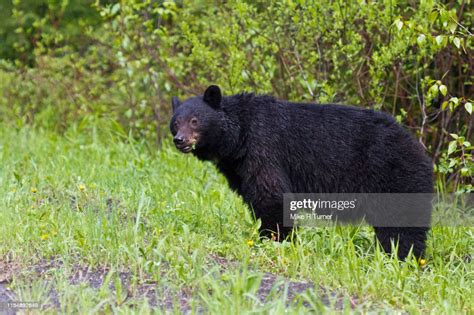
[0,256,356,313]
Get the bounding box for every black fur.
[170,86,433,260]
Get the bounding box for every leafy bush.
[0,0,472,191]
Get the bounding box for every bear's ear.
[203,85,222,109]
[171,96,181,113]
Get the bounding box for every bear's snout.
[173,132,198,153]
[173,135,185,146]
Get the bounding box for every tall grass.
[0,124,472,313]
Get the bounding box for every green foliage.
[0,0,102,64]
[0,0,472,191]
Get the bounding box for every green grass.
[0,124,472,314]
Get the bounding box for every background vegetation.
[0,0,472,192]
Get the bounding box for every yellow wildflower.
[31,187,38,193]
[247,240,254,247]
[271,232,277,241]
[40,234,49,240]
[79,184,86,191]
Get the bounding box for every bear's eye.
[190,117,198,127]
[173,121,179,129]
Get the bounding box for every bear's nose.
[173,136,185,145]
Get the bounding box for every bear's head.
[170,85,224,154]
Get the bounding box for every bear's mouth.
[176,138,198,153]
[177,144,193,153]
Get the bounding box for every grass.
[0,123,472,314]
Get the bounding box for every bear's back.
[236,98,432,193]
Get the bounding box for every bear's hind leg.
[374,227,429,260]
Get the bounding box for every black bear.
[170,85,433,259]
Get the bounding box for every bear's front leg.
[240,168,293,241]
[251,198,293,241]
